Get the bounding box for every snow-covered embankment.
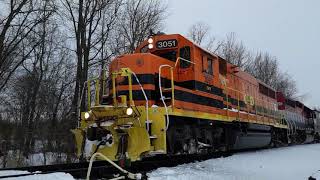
[149,144,320,180]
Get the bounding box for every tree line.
[0,1,297,167]
[0,0,166,167]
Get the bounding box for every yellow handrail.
[95,80,100,106]
[174,57,196,68]
[112,73,117,107]
[170,67,175,109]
[102,68,106,95]
[111,68,135,107]
[226,87,229,119]
[87,80,91,110]
[128,73,134,106]
[85,77,102,110]
[237,91,240,120]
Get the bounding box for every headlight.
[126,107,133,115]
[148,44,153,49]
[84,112,90,119]
[148,38,153,44]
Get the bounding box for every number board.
[156,39,178,49]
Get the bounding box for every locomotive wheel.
[315,133,320,143]
[183,138,198,154]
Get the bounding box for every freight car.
[72,33,319,164]
[313,110,320,142]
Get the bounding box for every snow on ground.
[1,150,76,168]
[148,144,320,180]
[25,152,69,166]
[0,170,75,180]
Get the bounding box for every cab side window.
[179,46,191,68]
[219,57,227,76]
[207,58,213,75]
[201,55,205,72]
[201,54,214,75]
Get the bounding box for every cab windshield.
[155,50,177,62]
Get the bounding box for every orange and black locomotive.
[72,33,319,164]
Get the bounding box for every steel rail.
[0,152,232,179]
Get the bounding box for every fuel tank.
[232,124,271,150]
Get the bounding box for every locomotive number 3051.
[156,39,177,49]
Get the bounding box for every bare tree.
[61,0,122,116]
[0,0,168,167]
[274,72,298,98]
[187,22,220,53]
[117,0,167,53]
[0,0,55,92]
[186,23,298,98]
[0,0,75,159]
[218,32,250,68]
[187,22,210,45]
[245,51,297,98]
[246,52,278,86]
[61,0,167,117]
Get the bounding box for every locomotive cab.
[136,34,196,83]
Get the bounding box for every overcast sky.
[164,0,320,107]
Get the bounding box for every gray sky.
[164,0,320,107]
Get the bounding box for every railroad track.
[0,161,117,179]
[0,152,231,179]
